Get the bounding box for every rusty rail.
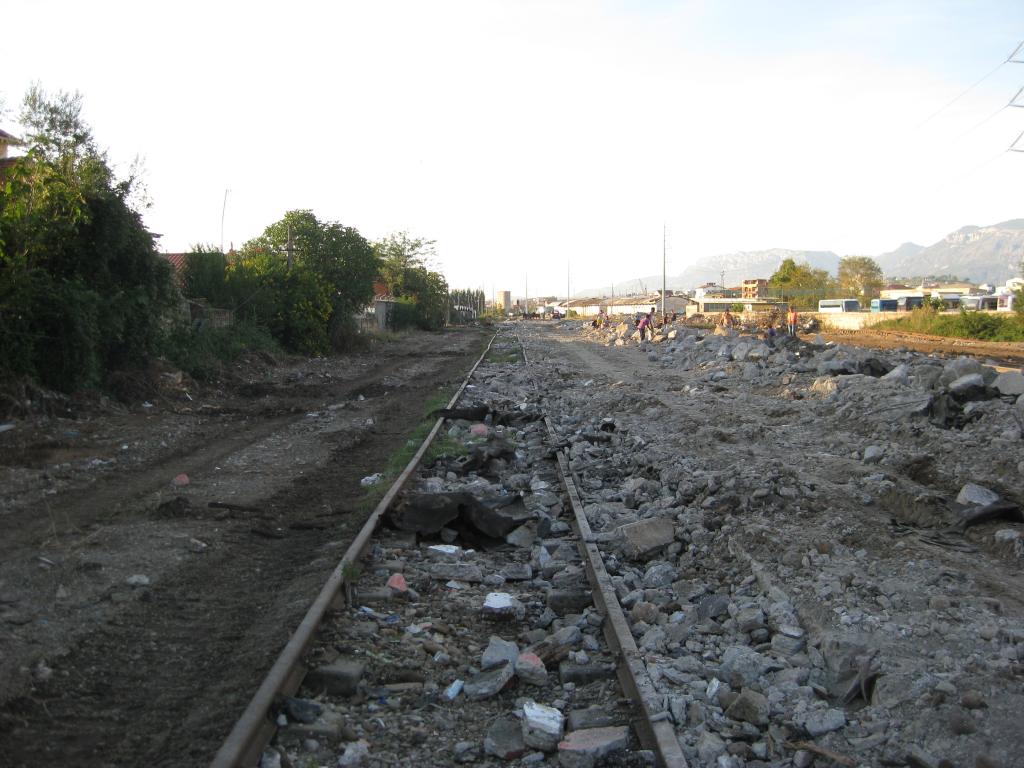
[519,332,688,768]
[210,330,496,768]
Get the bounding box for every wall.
[807,311,898,330]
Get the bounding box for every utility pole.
[567,260,570,316]
[220,189,230,253]
[525,274,528,318]
[720,269,725,289]
[662,223,667,320]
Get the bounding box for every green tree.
[375,232,448,330]
[235,210,378,350]
[837,256,884,301]
[182,245,231,306]
[768,258,835,310]
[0,86,174,391]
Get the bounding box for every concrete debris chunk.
[481,635,520,669]
[485,715,526,760]
[557,725,630,768]
[464,661,514,699]
[522,700,565,752]
[619,518,675,559]
[482,591,526,620]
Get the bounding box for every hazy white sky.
[3,0,1023,296]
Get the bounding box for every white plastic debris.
[443,679,464,700]
[360,473,383,487]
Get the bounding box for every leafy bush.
[875,308,1024,341]
[0,87,176,391]
[161,321,280,380]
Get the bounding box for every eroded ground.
[0,328,487,768]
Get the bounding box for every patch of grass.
[874,309,1024,342]
[486,347,522,364]
[353,386,460,513]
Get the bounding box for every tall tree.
[241,210,379,348]
[768,258,835,310]
[0,86,174,391]
[837,256,884,300]
[375,232,447,329]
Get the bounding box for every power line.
[917,40,1023,128]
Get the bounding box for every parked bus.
[959,295,999,311]
[870,299,898,312]
[897,296,925,311]
[818,299,861,312]
[997,293,1017,312]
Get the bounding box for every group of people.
[590,307,678,337]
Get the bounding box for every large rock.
[619,518,675,559]
[948,373,986,398]
[464,495,534,538]
[522,700,565,751]
[464,661,514,699]
[719,645,766,688]
[725,688,770,726]
[956,483,1000,507]
[484,716,526,760]
[993,370,1024,396]
[557,726,629,768]
[481,636,519,669]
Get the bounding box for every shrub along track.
[0,328,488,768]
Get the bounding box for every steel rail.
[518,330,688,768]
[211,330,497,768]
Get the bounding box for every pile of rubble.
[536,322,1023,767]
[261,326,1024,767]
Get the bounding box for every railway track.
[211,328,687,767]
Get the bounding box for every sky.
[3,0,1024,297]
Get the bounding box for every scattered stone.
[619,518,675,559]
[725,688,769,726]
[305,657,365,697]
[485,715,526,760]
[515,652,549,686]
[697,730,726,763]
[482,636,520,669]
[960,690,987,709]
[337,739,370,766]
[993,370,1024,396]
[464,661,514,700]
[482,592,526,620]
[799,708,846,736]
[522,700,565,752]
[956,483,1000,507]
[557,725,630,768]
[125,574,150,588]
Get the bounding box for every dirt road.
[816,327,1024,368]
[0,328,487,768]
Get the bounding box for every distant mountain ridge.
[875,219,1024,284]
[575,249,839,297]
[575,219,1022,297]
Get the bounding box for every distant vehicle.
[997,293,1017,312]
[870,298,898,312]
[896,296,924,311]
[550,310,564,319]
[818,299,860,312]
[959,295,998,311]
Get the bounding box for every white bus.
[818,299,861,313]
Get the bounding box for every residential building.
[742,278,768,299]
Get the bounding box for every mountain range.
[576,219,1023,297]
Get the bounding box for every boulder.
[619,518,675,559]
